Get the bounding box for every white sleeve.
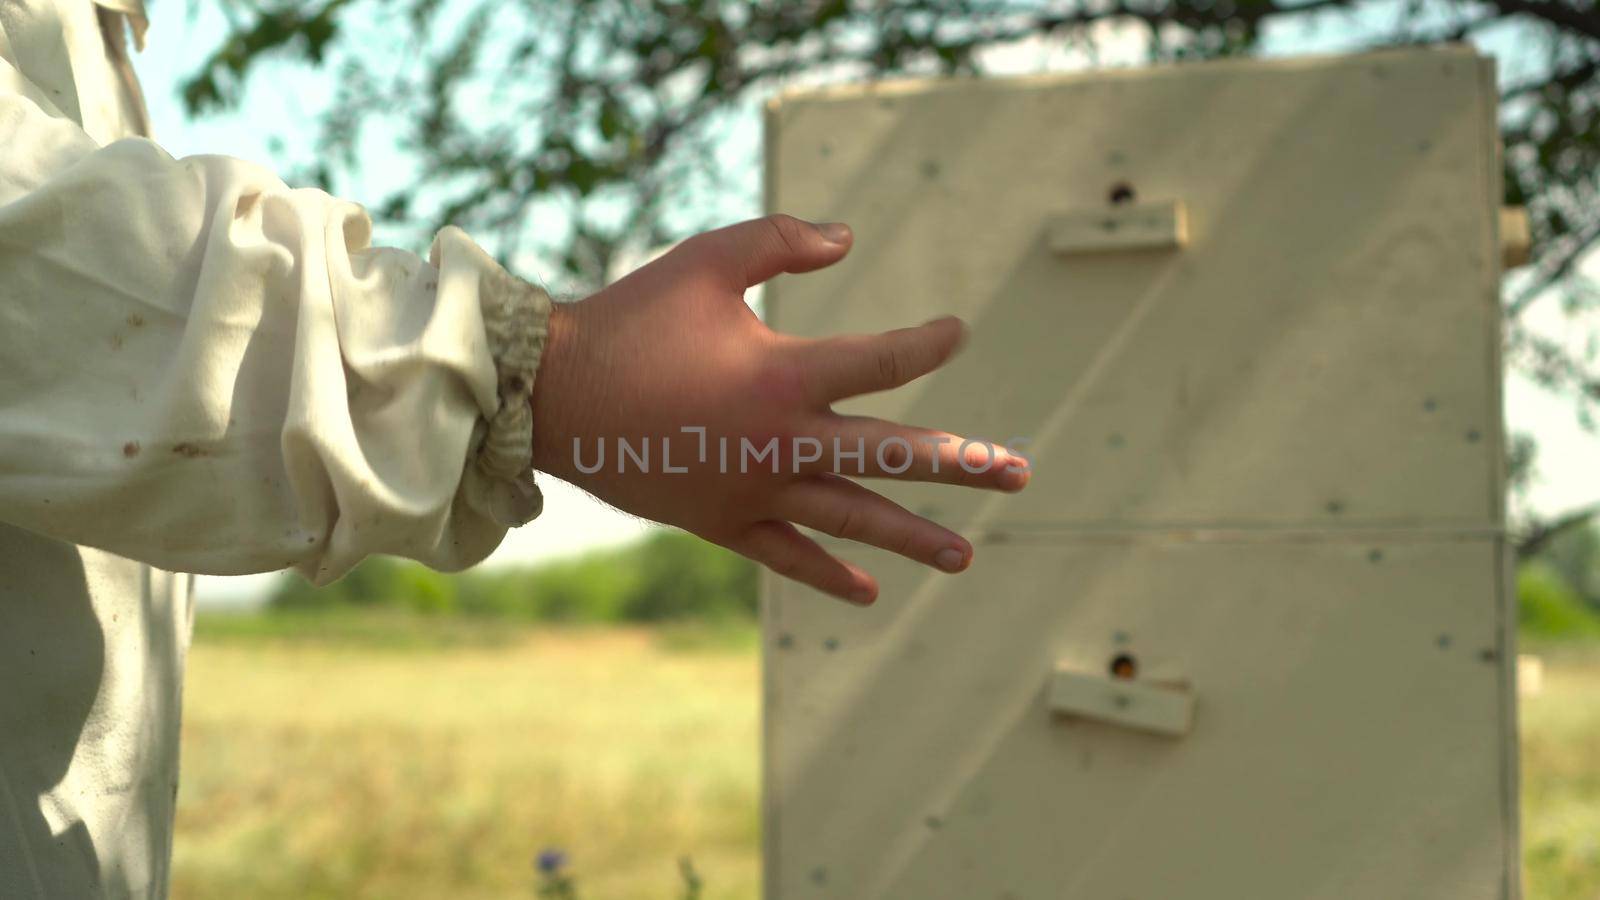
[0,58,551,584]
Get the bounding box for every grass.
[190,607,528,650]
[172,614,1600,899]
[1521,641,1600,900]
[171,617,760,900]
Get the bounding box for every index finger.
[797,316,967,405]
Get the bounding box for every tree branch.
[1518,502,1600,560]
[1485,0,1600,42]
[1501,55,1600,101]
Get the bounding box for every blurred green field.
[1521,642,1600,900]
[171,619,761,900]
[171,617,1600,899]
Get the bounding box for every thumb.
[688,214,853,290]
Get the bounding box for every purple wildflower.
[536,847,568,875]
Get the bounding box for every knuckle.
[879,439,910,472]
[766,554,801,579]
[936,447,964,483]
[959,444,998,483]
[677,230,708,253]
[833,505,860,539]
[763,214,803,255]
[892,530,916,557]
[676,230,719,265]
[876,346,905,387]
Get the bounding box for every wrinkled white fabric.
[0,1,550,896]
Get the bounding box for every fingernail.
[817,221,852,244]
[935,548,966,573]
[850,586,876,605]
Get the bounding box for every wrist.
[530,299,595,480]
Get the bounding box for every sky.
[125,2,1600,606]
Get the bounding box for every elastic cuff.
[438,227,553,528]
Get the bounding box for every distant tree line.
[1520,521,1600,639]
[271,529,758,622]
[269,520,1600,640]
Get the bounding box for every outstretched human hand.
[530,215,1028,605]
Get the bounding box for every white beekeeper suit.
[0,1,553,896]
